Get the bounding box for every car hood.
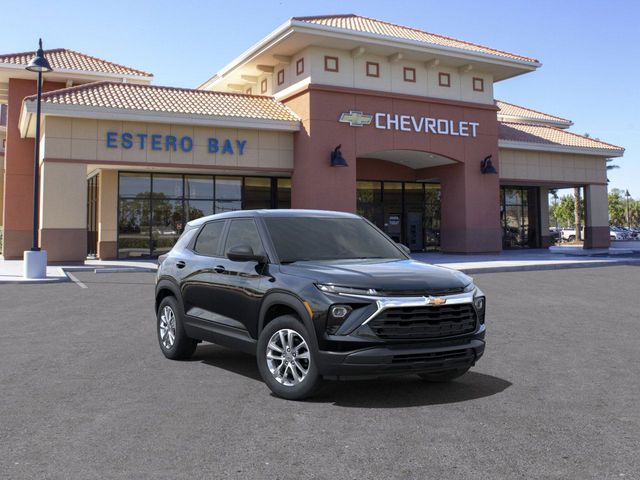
[279,259,471,293]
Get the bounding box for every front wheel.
[257,315,322,400]
[418,367,470,383]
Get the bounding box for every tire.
[157,296,197,360]
[567,235,576,242]
[418,367,470,383]
[256,315,322,400]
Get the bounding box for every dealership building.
[0,14,624,261]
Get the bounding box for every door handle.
[214,265,226,274]
[176,261,186,269]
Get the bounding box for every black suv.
[155,210,486,400]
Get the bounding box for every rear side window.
[225,219,264,256]
[194,221,225,256]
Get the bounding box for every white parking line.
[66,272,88,289]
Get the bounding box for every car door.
[180,219,228,324]
[212,217,270,338]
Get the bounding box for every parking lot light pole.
[23,39,52,279]
[625,190,631,229]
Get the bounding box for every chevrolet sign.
[338,111,373,127]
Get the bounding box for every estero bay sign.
[339,110,480,137]
[105,131,248,155]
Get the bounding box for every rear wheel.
[418,367,470,383]
[567,235,576,242]
[157,296,197,360]
[257,315,322,400]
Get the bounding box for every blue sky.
[2,0,638,195]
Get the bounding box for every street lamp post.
[23,39,52,279]
[625,189,631,230]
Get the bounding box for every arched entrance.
[356,151,458,251]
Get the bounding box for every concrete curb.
[454,259,640,275]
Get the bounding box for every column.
[539,187,552,247]
[39,161,87,261]
[584,184,610,249]
[98,170,118,259]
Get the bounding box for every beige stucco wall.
[40,161,86,229]
[270,46,494,104]
[41,117,294,170]
[585,184,609,228]
[499,148,607,184]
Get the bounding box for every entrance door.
[406,212,424,250]
[86,175,99,258]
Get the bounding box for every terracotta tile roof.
[293,14,539,64]
[496,100,572,126]
[0,48,152,78]
[499,121,624,153]
[26,81,299,122]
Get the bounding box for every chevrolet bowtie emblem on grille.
[338,111,373,127]
[426,297,447,305]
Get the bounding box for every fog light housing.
[326,305,352,334]
[474,296,486,324]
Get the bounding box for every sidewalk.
[0,258,157,284]
[1,249,638,284]
[414,248,640,274]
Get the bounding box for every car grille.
[391,348,474,364]
[368,303,477,340]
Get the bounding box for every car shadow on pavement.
[194,344,511,407]
[310,372,512,408]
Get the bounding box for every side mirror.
[226,244,267,263]
[397,243,411,255]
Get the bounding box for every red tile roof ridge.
[293,14,539,64]
[0,48,152,77]
[25,80,283,102]
[499,121,624,151]
[496,100,572,123]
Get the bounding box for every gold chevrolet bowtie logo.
[338,111,373,127]
[427,297,447,305]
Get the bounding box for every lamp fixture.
[330,144,348,167]
[480,155,497,174]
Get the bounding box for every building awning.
[19,81,301,137]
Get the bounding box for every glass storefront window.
[244,177,272,210]
[153,174,183,199]
[357,181,383,229]
[277,178,291,209]
[185,176,214,199]
[119,173,151,197]
[117,173,289,258]
[500,186,539,249]
[118,197,151,258]
[152,199,184,255]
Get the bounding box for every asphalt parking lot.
[1,266,639,479]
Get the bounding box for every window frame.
[403,67,416,82]
[277,69,285,85]
[296,58,304,76]
[366,61,380,78]
[438,72,451,87]
[260,78,268,94]
[472,77,484,92]
[191,219,228,258]
[324,55,339,72]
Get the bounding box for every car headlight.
[326,304,353,334]
[315,284,379,296]
[463,282,476,293]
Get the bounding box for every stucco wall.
[41,117,294,171]
[499,148,607,184]
[272,46,494,105]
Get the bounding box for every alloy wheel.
[266,328,311,386]
[159,305,176,349]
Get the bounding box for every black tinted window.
[194,221,225,256]
[264,217,404,262]
[225,219,264,256]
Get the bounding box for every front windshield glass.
[263,217,405,263]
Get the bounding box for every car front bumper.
[316,326,485,379]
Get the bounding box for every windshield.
[263,217,405,263]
